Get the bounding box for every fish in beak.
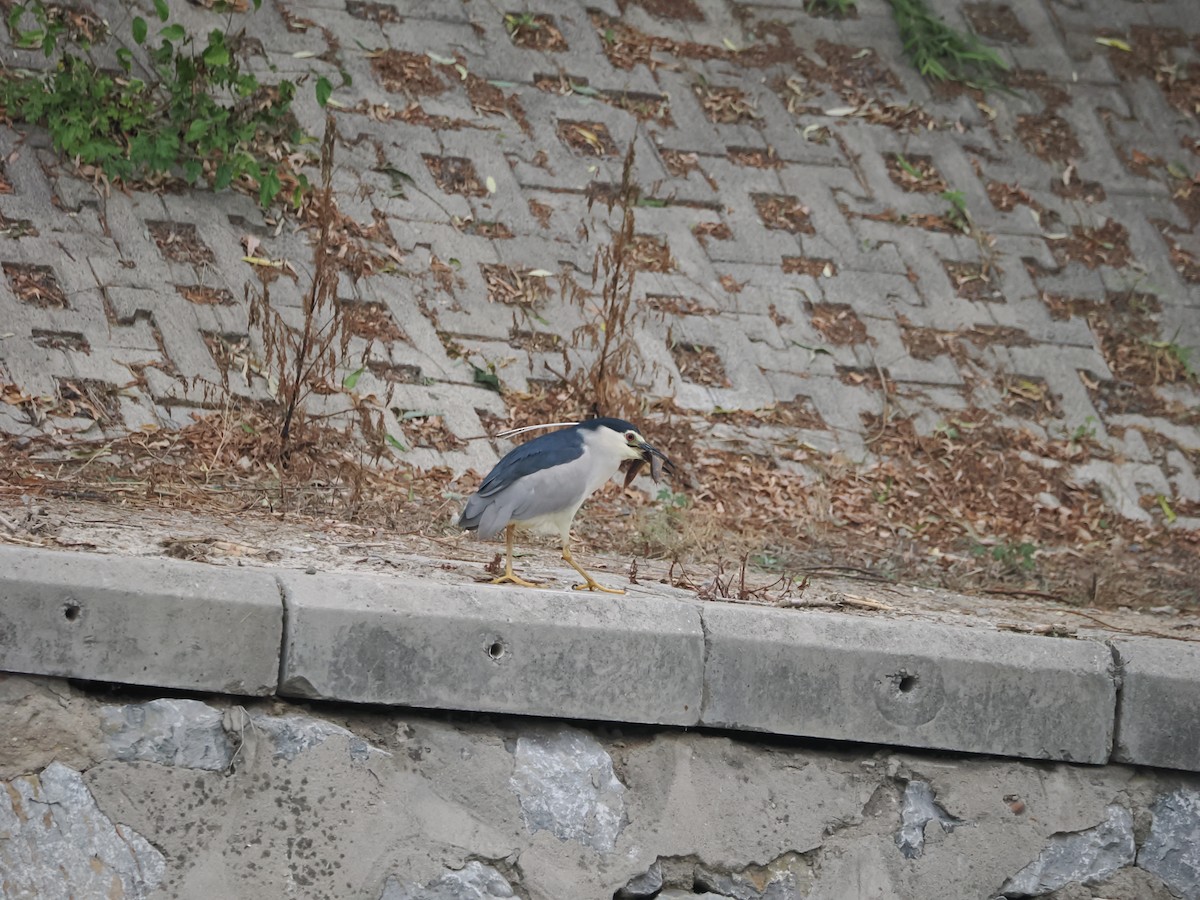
[623,439,677,489]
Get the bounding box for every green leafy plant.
[806,0,856,14]
[1,0,307,206]
[1155,494,1177,524]
[940,189,970,231]
[970,540,1037,572]
[895,153,925,181]
[889,0,1009,89]
[503,12,539,36]
[656,487,691,509]
[934,421,960,440]
[1069,415,1098,443]
[1146,337,1197,382]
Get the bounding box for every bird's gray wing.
[460,429,585,537]
[474,429,584,497]
[473,456,591,537]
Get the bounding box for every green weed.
[889,0,1009,89]
[894,154,925,181]
[940,189,970,231]
[1069,415,1098,443]
[503,12,538,36]
[971,540,1037,572]
[1147,337,1197,382]
[806,0,856,15]
[1,0,312,206]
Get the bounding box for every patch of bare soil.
[54,379,122,424]
[557,120,618,157]
[670,342,731,387]
[1015,112,1082,162]
[857,206,962,234]
[627,234,673,272]
[1153,220,1200,282]
[1049,220,1132,269]
[619,0,704,22]
[692,221,733,245]
[147,221,215,265]
[1052,171,1106,204]
[590,11,726,70]
[505,13,567,51]
[964,3,1029,43]
[945,260,1004,303]
[900,322,1032,363]
[480,264,551,308]
[985,179,1047,216]
[397,412,466,451]
[347,1,402,24]
[695,85,759,124]
[753,194,814,233]
[370,50,447,96]
[887,154,947,193]
[423,155,487,197]
[176,285,235,306]
[809,40,901,93]
[3,263,68,308]
[1042,289,1198,424]
[1101,26,1200,116]
[646,295,717,317]
[31,330,89,353]
[727,147,782,169]
[456,218,514,240]
[782,257,837,277]
[808,303,868,345]
[340,301,407,343]
[527,200,554,228]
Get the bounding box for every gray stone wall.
[2,674,1198,900]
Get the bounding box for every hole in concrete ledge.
[488,640,506,660]
[897,674,917,693]
[63,602,81,622]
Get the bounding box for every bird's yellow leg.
[491,523,542,588]
[562,542,625,595]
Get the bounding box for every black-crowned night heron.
[459,417,677,594]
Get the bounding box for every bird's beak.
[623,440,677,488]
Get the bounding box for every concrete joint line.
[274,573,291,697]
[697,605,714,723]
[1107,639,1125,765]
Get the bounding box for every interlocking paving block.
[700,604,1116,763]
[0,545,281,695]
[1112,639,1200,771]
[277,570,704,726]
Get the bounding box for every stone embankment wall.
[3,677,1200,900]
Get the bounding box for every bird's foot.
[491,572,543,588]
[572,579,626,595]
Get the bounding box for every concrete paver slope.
[0,0,1197,603]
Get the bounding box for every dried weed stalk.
[249,115,357,467]
[569,142,643,417]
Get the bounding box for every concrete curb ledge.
[0,544,281,695]
[701,604,1116,764]
[1112,638,1200,771]
[2,545,1197,772]
[276,570,705,726]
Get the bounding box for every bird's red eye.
[625,431,637,442]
